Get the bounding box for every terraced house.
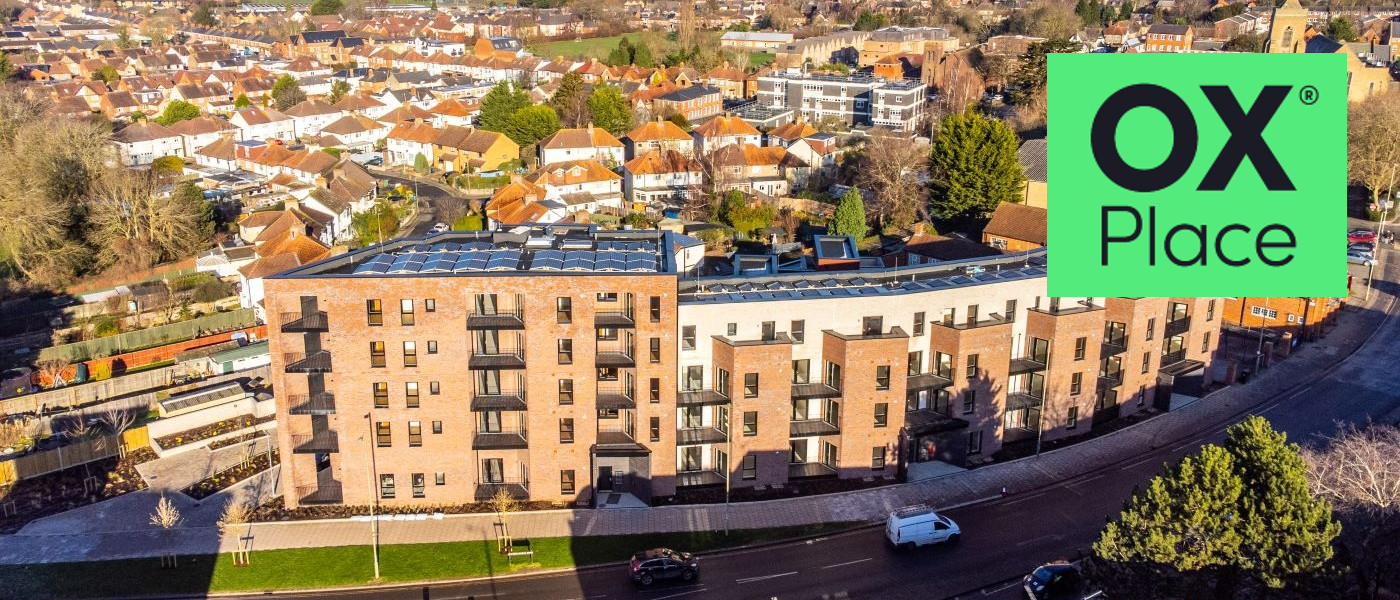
[265,227,1219,510]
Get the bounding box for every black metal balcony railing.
[677,388,730,406]
[280,310,328,333]
[595,344,635,368]
[595,310,636,328]
[597,424,637,445]
[790,382,841,399]
[471,388,526,411]
[284,351,333,373]
[292,430,339,453]
[468,346,526,370]
[288,391,336,415]
[1165,317,1191,337]
[676,470,726,487]
[472,428,529,450]
[467,309,525,330]
[906,372,953,391]
[1006,390,1045,410]
[1161,348,1188,368]
[596,386,635,410]
[1099,369,1124,386]
[788,462,838,479]
[676,426,728,446]
[1101,337,1128,357]
[790,418,840,437]
[474,478,529,501]
[1009,355,1049,374]
[297,482,343,504]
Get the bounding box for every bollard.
[1261,342,1274,368]
[1277,332,1293,358]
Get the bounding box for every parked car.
[1023,562,1084,600]
[1349,246,1375,261]
[885,504,961,549]
[1349,241,1377,254]
[1347,250,1377,267]
[629,548,698,586]
[430,222,449,234]
[1348,228,1378,243]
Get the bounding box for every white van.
[885,505,961,549]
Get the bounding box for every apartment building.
[265,229,1220,510]
[858,27,955,67]
[755,71,928,132]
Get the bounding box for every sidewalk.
[0,286,1392,565]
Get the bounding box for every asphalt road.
[210,250,1399,600]
[373,172,450,237]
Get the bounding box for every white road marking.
[821,558,873,569]
[643,588,708,600]
[641,585,701,594]
[983,579,1023,595]
[1016,533,1066,547]
[1121,456,1158,470]
[1000,492,1046,506]
[736,571,799,584]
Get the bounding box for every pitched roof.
[768,119,818,142]
[167,115,237,136]
[487,179,552,224]
[539,125,623,150]
[983,202,1048,246]
[694,114,760,138]
[387,120,440,143]
[902,232,1003,261]
[623,149,701,175]
[526,159,622,186]
[331,94,385,112]
[1017,139,1047,182]
[283,98,341,117]
[320,113,386,135]
[625,119,692,143]
[113,122,178,143]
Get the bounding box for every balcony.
[676,426,728,446]
[596,385,635,410]
[790,418,840,437]
[595,310,636,328]
[471,388,526,411]
[596,424,637,446]
[1101,339,1127,357]
[595,343,635,368]
[280,310,328,333]
[467,309,525,330]
[1006,391,1044,410]
[677,388,730,406]
[292,430,339,454]
[1008,355,1048,375]
[790,382,841,399]
[472,428,529,450]
[287,391,336,415]
[1160,348,1188,368]
[1099,369,1124,386]
[906,372,953,392]
[474,478,529,502]
[284,351,333,373]
[1165,317,1191,337]
[788,462,838,479]
[677,470,726,488]
[468,346,525,370]
[296,482,343,504]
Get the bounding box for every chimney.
[523,192,538,204]
[587,121,594,134]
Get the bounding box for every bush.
[169,273,214,292]
[92,362,112,381]
[453,214,485,231]
[696,227,730,249]
[192,279,231,303]
[92,316,121,338]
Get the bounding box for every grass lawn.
[749,51,776,68]
[0,522,858,599]
[533,31,723,62]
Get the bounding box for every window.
[556,297,572,323]
[1005,299,1017,323]
[1201,331,1211,353]
[482,459,504,483]
[405,382,420,408]
[557,339,572,364]
[1138,384,1147,406]
[380,474,395,498]
[561,470,576,494]
[966,304,978,326]
[650,417,660,442]
[790,440,806,463]
[684,365,703,391]
[792,359,810,384]
[410,473,425,498]
[1142,351,1151,373]
[908,351,923,375]
[367,299,383,326]
[872,446,886,470]
[875,365,890,390]
[435,472,445,485]
[744,373,759,397]
[597,292,618,302]
[558,379,573,404]
[400,299,414,326]
[826,362,842,390]
[1206,299,1215,321]
[726,323,737,336]
[408,421,422,446]
[370,341,386,368]
[965,354,979,379]
[1071,372,1082,395]
[1074,337,1087,360]
[742,455,756,479]
[941,307,955,326]
[650,378,660,403]
[716,368,730,397]
[1146,317,1156,341]
[427,340,438,354]
[743,411,757,436]
[862,316,883,335]
[403,341,417,367]
[1067,406,1079,430]
[913,312,925,336]
[962,390,975,414]
[597,326,618,341]
[430,381,440,395]
[376,422,391,447]
[682,326,696,350]
[649,296,661,322]
[373,382,388,408]
[968,431,983,455]
[424,299,435,313]
[650,338,661,363]
[874,403,888,427]
[1250,305,1278,320]
[559,418,574,443]
[432,420,442,434]
[934,352,952,378]
[791,320,805,343]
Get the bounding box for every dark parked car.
[629,548,698,586]
[1024,562,1083,599]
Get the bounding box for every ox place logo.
[1092,83,1318,268]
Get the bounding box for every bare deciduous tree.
[0,416,36,449]
[1303,423,1400,600]
[150,494,182,529]
[217,497,252,533]
[99,405,137,436]
[63,417,93,441]
[87,170,210,274]
[37,358,70,389]
[1347,93,1400,205]
[490,487,521,551]
[857,129,930,231]
[436,196,468,228]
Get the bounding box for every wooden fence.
[0,426,150,486]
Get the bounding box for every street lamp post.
[365,414,381,581]
[1253,298,1270,376]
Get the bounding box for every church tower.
[1265,0,1309,53]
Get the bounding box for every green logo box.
[1046,53,1347,297]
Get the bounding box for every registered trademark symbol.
[1300,86,1318,105]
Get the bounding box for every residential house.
[427,97,478,127]
[230,106,297,141]
[982,202,1047,251]
[1222,296,1343,342]
[431,125,519,173]
[622,149,703,206]
[537,124,626,166]
[785,132,842,184]
[237,220,332,318]
[1017,139,1047,208]
[624,118,694,159]
[720,31,794,52]
[386,120,440,167]
[524,159,625,213]
[701,62,753,99]
[319,113,389,150]
[112,122,182,166]
[693,114,762,155]
[652,84,723,123]
[283,99,344,138]
[709,143,805,197]
[1143,24,1193,52]
[765,119,817,148]
[485,177,569,226]
[168,115,240,157]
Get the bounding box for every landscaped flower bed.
[182,449,279,501]
[0,447,157,534]
[250,497,564,522]
[669,474,898,505]
[155,414,274,449]
[206,429,269,451]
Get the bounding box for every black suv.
[1023,562,1083,599]
[629,548,699,586]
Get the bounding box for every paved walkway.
[0,284,1392,565]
